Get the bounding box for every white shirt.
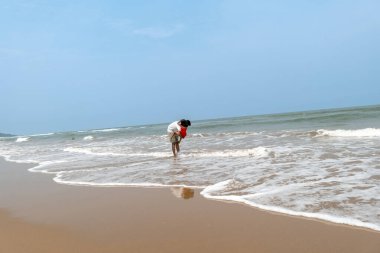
[167,121,181,133]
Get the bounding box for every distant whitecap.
[83,135,94,141]
[16,137,29,142]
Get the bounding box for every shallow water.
[1,105,380,231]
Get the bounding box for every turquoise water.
[1,104,380,231]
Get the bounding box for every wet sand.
[1,158,380,253]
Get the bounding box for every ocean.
[1,104,380,231]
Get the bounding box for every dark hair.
[180,119,186,126]
[180,119,191,127]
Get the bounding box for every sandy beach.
[0,157,379,253]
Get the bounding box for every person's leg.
[172,143,176,156]
[175,142,180,153]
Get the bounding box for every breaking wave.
[15,137,30,142]
[316,128,380,137]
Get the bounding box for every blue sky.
[1,0,379,134]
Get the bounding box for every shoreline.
[6,156,380,233]
[1,157,380,252]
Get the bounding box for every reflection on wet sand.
[170,187,195,200]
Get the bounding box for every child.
[167,119,191,156]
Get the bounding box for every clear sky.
[1,0,379,135]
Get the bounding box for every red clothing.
[180,126,187,138]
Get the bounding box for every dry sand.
[1,157,380,253]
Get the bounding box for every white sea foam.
[189,131,259,138]
[2,155,38,164]
[191,133,206,137]
[63,147,125,156]
[91,128,120,133]
[29,160,67,174]
[126,152,171,158]
[185,147,274,158]
[83,135,94,141]
[201,180,380,232]
[53,167,205,189]
[63,147,172,157]
[28,133,55,137]
[15,137,29,142]
[317,128,380,137]
[53,177,204,189]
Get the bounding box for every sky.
[1,0,380,135]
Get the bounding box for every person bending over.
[167,119,191,156]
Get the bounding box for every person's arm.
[174,122,181,135]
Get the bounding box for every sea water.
[1,105,380,231]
